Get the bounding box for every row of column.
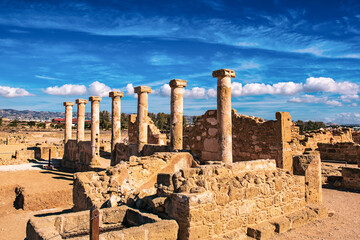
[63,68,235,163]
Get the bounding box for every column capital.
[169,79,187,88]
[76,99,87,104]
[89,96,102,102]
[63,102,74,107]
[212,69,236,78]
[109,91,124,98]
[134,86,152,94]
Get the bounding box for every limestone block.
[247,222,276,240]
[270,216,290,233]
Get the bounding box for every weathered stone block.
[247,222,276,240]
[270,216,290,233]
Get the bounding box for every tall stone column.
[212,69,235,164]
[134,86,152,154]
[76,99,87,142]
[109,91,124,162]
[89,96,102,166]
[169,79,187,151]
[63,102,74,143]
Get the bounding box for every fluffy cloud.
[232,82,303,97]
[333,113,360,124]
[0,86,33,98]
[42,84,87,95]
[160,84,171,97]
[340,94,359,102]
[184,87,207,99]
[288,95,342,106]
[304,77,359,95]
[88,81,118,97]
[125,83,136,97]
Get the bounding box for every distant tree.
[296,120,326,133]
[28,121,36,127]
[100,110,111,130]
[192,115,201,125]
[84,122,91,129]
[9,120,18,127]
[121,113,128,129]
[37,123,45,128]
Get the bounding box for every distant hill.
[0,109,91,121]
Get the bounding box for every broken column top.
[89,96,102,102]
[76,99,88,104]
[212,69,236,78]
[109,91,124,98]
[134,86,152,94]
[169,79,187,88]
[63,102,74,107]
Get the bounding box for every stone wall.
[34,145,64,160]
[352,130,360,144]
[73,152,196,211]
[317,142,360,164]
[128,114,168,145]
[62,140,93,171]
[155,160,307,239]
[291,128,353,155]
[184,109,292,169]
[341,167,360,190]
[26,205,178,240]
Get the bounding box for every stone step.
[247,205,329,239]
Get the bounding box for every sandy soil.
[276,188,360,240]
[0,169,73,240]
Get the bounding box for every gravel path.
[0,160,60,172]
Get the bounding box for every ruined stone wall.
[73,152,196,211]
[184,110,291,168]
[291,128,353,155]
[62,140,92,171]
[318,142,360,164]
[128,114,168,145]
[352,130,360,144]
[112,142,170,165]
[34,145,64,160]
[157,160,306,239]
[341,167,360,190]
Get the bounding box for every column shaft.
[64,102,74,143]
[170,79,187,151]
[213,69,235,164]
[134,86,151,154]
[109,91,124,165]
[89,96,102,166]
[76,99,87,141]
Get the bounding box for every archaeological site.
[0,69,359,240]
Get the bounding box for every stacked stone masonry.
[155,160,312,239]
[318,142,360,164]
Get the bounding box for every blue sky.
[0,0,359,123]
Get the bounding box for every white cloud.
[340,94,359,102]
[293,46,324,56]
[288,95,342,106]
[88,81,118,97]
[159,84,171,97]
[231,81,302,97]
[351,103,358,107]
[124,83,137,98]
[184,87,207,99]
[35,75,60,80]
[0,86,33,98]
[333,113,360,124]
[207,88,217,98]
[42,84,87,95]
[235,61,261,70]
[304,77,359,95]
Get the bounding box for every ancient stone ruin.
[26,69,359,240]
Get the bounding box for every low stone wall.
[155,160,307,239]
[34,145,64,160]
[341,167,360,190]
[62,140,93,171]
[291,128,353,155]
[112,142,171,165]
[318,142,360,164]
[128,114,168,145]
[73,152,196,211]
[26,205,178,240]
[352,130,360,144]
[14,149,35,161]
[184,110,292,169]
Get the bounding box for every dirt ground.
[275,187,360,240]
[0,169,73,240]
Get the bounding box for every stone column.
[89,96,102,166]
[63,102,74,143]
[109,91,124,161]
[212,69,235,164]
[169,79,187,151]
[75,99,87,142]
[134,86,152,154]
